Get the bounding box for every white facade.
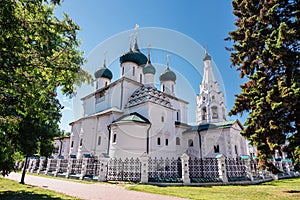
[68,35,247,159]
[53,136,70,159]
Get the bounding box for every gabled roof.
[184,120,243,133]
[69,107,123,125]
[127,86,172,109]
[112,112,150,124]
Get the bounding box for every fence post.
[285,161,291,176]
[244,157,254,181]
[54,159,61,177]
[216,154,228,183]
[98,155,109,182]
[37,158,44,174]
[140,154,149,183]
[45,158,51,175]
[180,153,190,184]
[80,158,88,180]
[27,158,33,172]
[66,158,72,178]
[29,159,36,173]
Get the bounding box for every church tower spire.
[196,50,226,124]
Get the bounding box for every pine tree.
[227,0,300,173]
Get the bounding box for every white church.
[67,31,247,160]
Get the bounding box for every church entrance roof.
[112,112,150,124]
[184,120,242,133]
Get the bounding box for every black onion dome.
[120,41,147,66]
[143,62,156,74]
[94,66,113,80]
[159,67,176,82]
[203,51,211,61]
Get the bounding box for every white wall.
[109,122,149,158]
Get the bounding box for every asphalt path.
[6,173,186,200]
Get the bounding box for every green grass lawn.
[0,177,79,200]
[128,177,300,200]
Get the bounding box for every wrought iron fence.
[70,159,82,174]
[48,159,57,172]
[189,157,220,182]
[225,158,248,181]
[39,159,48,172]
[148,157,182,182]
[58,159,68,173]
[107,157,141,182]
[33,159,40,172]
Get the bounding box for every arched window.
[71,141,74,148]
[79,138,83,146]
[235,145,238,154]
[176,137,180,145]
[140,74,142,83]
[98,136,101,145]
[161,116,164,122]
[202,107,207,120]
[163,84,165,92]
[188,139,193,147]
[122,66,124,76]
[133,66,135,76]
[212,106,218,119]
[172,84,174,93]
[105,82,108,87]
[176,110,180,121]
[113,134,117,143]
[214,145,220,153]
[222,107,226,120]
[165,138,169,146]
[157,137,161,145]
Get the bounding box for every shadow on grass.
[0,190,64,200]
[286,190,300,194]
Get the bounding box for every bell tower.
[196,50,226,124]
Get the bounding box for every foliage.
[227,0,300,172]
[128,177,300,200]
[0,177,78,199]
[0,0,91,177]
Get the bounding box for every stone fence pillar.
[45,159,51,175]
[80,158,89,180]
[140,154,149,183]
[216,154,228,183]
[30,159,36,173]
[54,159,61,177]
[37,158,45,174]
[98,157,109,182]
[66,158,73,178]
[27,158,33,172]
[180,153,190,184]
[244,157,254,181]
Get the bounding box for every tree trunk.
[20,156,28,184]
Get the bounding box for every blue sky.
[55,0,247,131]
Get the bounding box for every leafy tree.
[0,0,91,182]
[227,0,300,173]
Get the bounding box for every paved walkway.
[6,173,186,200]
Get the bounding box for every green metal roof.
[240,155,250,160]
[94,66,113,80]
[143,62,156,74]
[113,112,150,124]
[203,51,211,61]
[159,67,176,82]
[184,120,239,133]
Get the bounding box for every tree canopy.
[227,0,300,173]
[0,0,91,177]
